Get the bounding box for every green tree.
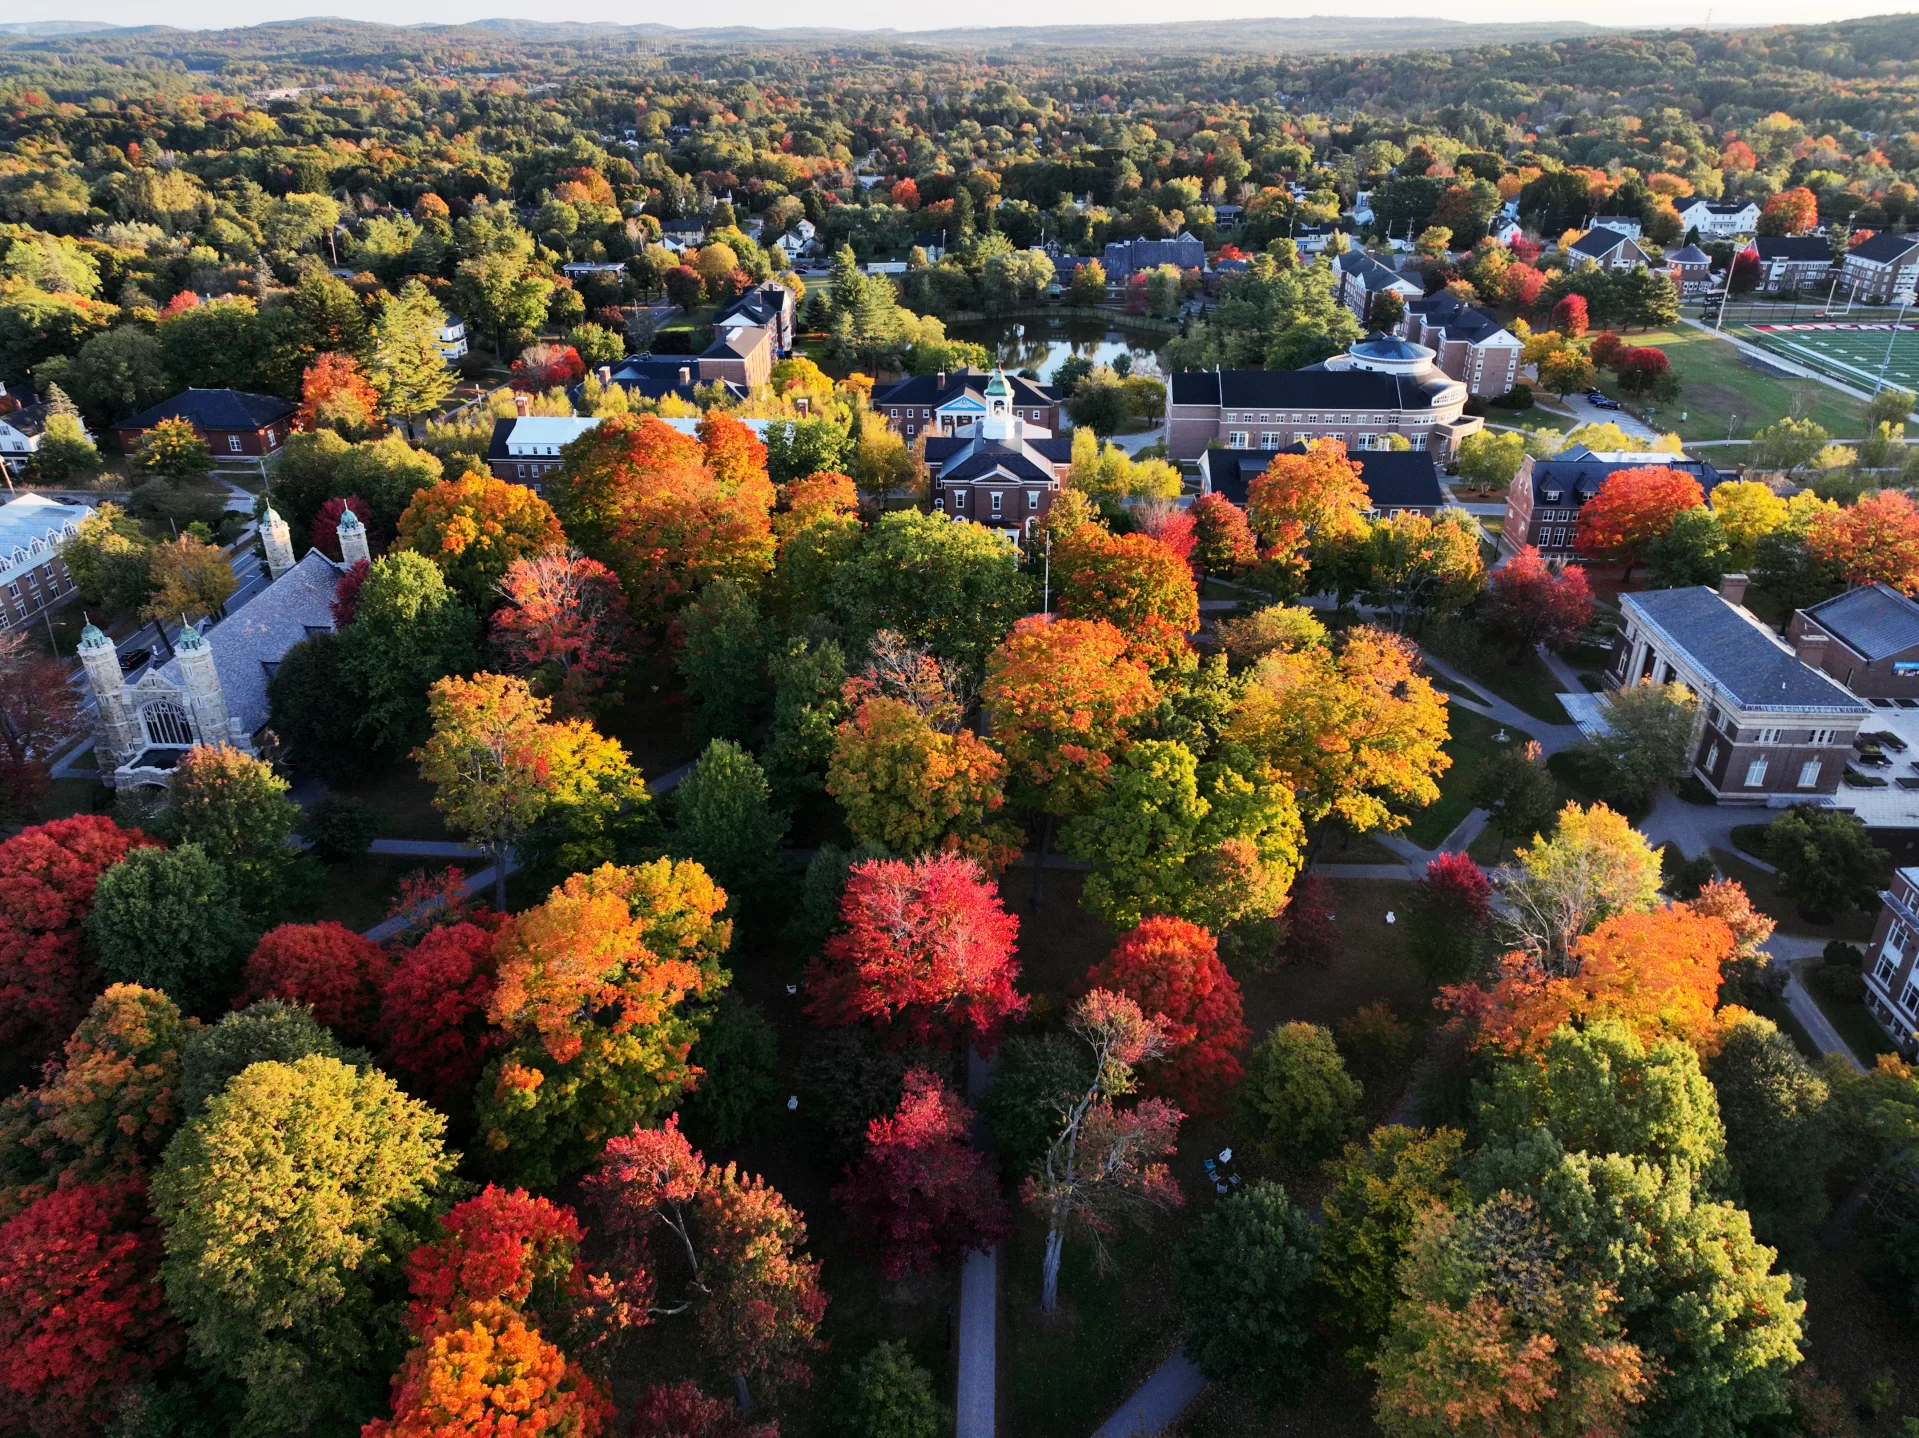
[765,416,851,483]
[456,251,552,360]
[1241,1021,1361,1167]
[832,509,1036,675]
[59,502,152,612]
[1473,737,1561,846]
[1645,506,1731,589]
[1173,1180,1321,1404]
[671,739,789,907]
[1707,1012,1833,1245]
[179,999,353,1117]
[1453,429,1527,494]
[339,552,482,759]
[1318,1125,1468,1362]
[1766,804,1889,919]
[1748,417,1830,478]
[30,409,102,481]
[678,997,780,1148]
[1067,366,1131,437]
[980,1032,1095,1179]
[365,280,455,439]
[1576,680,1697,810]
[1865,386,1916,431]
[841,1341,950,1438]
[86,843,253,1013]
[157,744,310,921]
[65,325,173,423]
[676,578,772,746]
[153,1054,455,1437]
[265,632,370,782]
[131,416,213,482]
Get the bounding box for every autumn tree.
[1575,466,1706,582]
[396,469,566,605]
[153,1054,457,1436]
[1551,292,1590,337]
[490,547,637,716]
[834,1067,1010,1279]
[85,843,252,1012]
[805,853,1025,1052]
[296,351,382,437]
[478,859,732,1186]
[1707,1012,1834,1245]
[1188,492,1258,580]
[158,742,308,920]
[584,1118,828,1398]
[1241,1021,1362,1165]
[1085,917,1249,1115]
[1806,488,1919,594]
[130,415,211,481]
[0,630,78,824]
[1023,989,1184,1311]
[549,414,775,629]
[140,534,237,625]
[510,342,586,394]
[1245,438,1371,563]
[1477,545,1594,655]
[1758,186,1819,236]
[1226,626,1451,834]
[1495,801,1664,970]
[1359,510,1486,631]
[630,1382,777,1438]
[0,1178,181,1438]
[0,817,156,1064]
[1407,850,1493,982]
[826,693,1019,869]
[1052,526,1200,663]
[178,999,349,1118]
[376,918,507,1110]
[240,922,388,1044]
[1174,1180,1320,1405]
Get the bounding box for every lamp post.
[1876,290,1917,396]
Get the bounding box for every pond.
[947,316,1167,384]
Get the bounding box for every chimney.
[1794,629,1829,670]
[597,365,612,384]
[936,369,947,390]
[678,365,691,387]
[1718,572,1749,608]
[513,392,530,417]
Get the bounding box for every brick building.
[1197,443,1446,517]
[1394,293,1523,399]
[113,389,297,462]
[925,370,1071,540]
[872,368,1063,441]
[1500,447,1726,558]
[1866,868,1919,1051]
[1788,583,1919,700]
[0,493,92,630]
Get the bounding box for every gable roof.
[1753,236,1832,262]
[1623,586,1866,713]
[1199,444,1445,510]
[702,325,769,360]
[1405,293,1517,346]
[118,388,297,433]
[1849,232,1919,265]
[1169,367,1454,411]
[1337,250,1421,293]
[1569,227,1637,259]
[1525,449,1725,506]
[872,367,1061,409]
[1803,583,1919,662]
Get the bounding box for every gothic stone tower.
[76,620,140,769]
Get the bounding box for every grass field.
[1585,325,1867,443]
[1741,319,1919,397]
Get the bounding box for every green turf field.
[1742,320,1919,392]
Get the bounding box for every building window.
[1797,760,1823,789]
[1228,431,1248,448]
[1027,490,1040,510]
[1743,759,1769,787]
[1810,729,1837,744]
[1894,921,1914,956]
[227,435,243,452]
[141,700,194,748]
[1705,742,1722,771]
[991,492,1003,514]
[1757,728,1782,744]
[1877,954,1899,986]
[952,489,965,506]
[1903,981,1919,1015]
[1260,432,1280,448]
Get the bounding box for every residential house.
[1788,583,1919,699]
[871,368,1063,441]
[1333,249,1424,323]
[1675,199,1761,238]
[924,371,1072,539]
[1167,333,1481,461]
[1753,236,1835,294]
[1500,446,1726,558]
[113,389,298,463]
[0,399,87,477]
[1842,232,1919,302]
[437,315,469,360]
[1565,227,1652,273]
[1663,244,1715,295]
[1865,868,1919,1049]
[0,493,92,630]
[1395,293,1524,399]
[697,325,774,391]
[1608,577,1866,801]
[1198,443,1446,516]
[1099,233,1205,280]
[1589,215,1644,239]
[561,260,628,282]
[773,219,816,261]
[715,281,796,354]
[1489,216,1523,246]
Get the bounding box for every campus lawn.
[1420,619,1571,725]
[1585,324,1867,445]
[1402,706,1508,850]
[331,761,453,843]
[311,855,475,933]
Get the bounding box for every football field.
[1742,319,1919,392]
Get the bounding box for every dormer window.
[1543,490,1563,503]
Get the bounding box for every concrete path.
[956,1045,1000,1438]
[1534,644,1588,694]
[1782,969,1866,1074]
[367,838,489,858]
[1636,788,1760,861]
[1314,862,1420,880]
[1416,651,1585,757]
[1090,1350,1208,1438]
[361,854,519,942]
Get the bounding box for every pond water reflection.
[947,316,1167,383]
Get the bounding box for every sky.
[8,0,1909,38]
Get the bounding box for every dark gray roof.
[1169,367,1453,411]
[1666,244,1712,265]
[1624,586,1867,713]
[872,368,1060,409]
[1569,227,1638,259]
[1406,293,1513,344]
[1199,444,1444,511]
[118,388,296,432]
[702,325,768,360]
[1803,583,1919,661]
[1526,450,1725,507]
[1337,250,1417,292]
[1753,236,1832,262]
[1849,232,1919,265]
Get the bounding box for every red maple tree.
[330,557,371,627]
[1136,503,1196,564]
[1501,262,1546,310]
[1281,873,1339,967]
[1574,467,1706,582]
[1616,347,1672,399]
[312,494,377,561]
[511,343,587,394]
[1188,492,1258,580]
[1589,332,1627,370]
[0,630,80,825]
[403,1185,586,1335]
[1807,489,1919,594]
[1478,546,1594,655]
[377,917,509,1108]
[0,1179,181,1438]
[631,1381,778,1438]
[834,1068,1011,1279]
[490,548,638,715]
[1551,293,1589,338]
[805,853,1027,1052]
[1085,917,1248,1114]
[0,817,158,1063]
[1419,851,1493,926]
[241,921,389,1043]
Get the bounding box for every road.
[1555,392,1659,440]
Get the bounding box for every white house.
[1676,199,1761,238]
[0,399,88,477]
[437,316,469,361]
[0,493,92,629]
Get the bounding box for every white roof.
[1,493,94,587]
[1584,449,1689,463]
[504,416,603,456]
[652,418,773,437]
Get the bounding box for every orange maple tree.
[776,470,859,536]
[1051,527,1199,666]
[395,470,565,604]
[546,415,776,628]
[294,351,381,435]
[1574,466,1706,582]
[1806,489,1919,594]
[1244,438,1371,554]
[1085,917,1248,1114]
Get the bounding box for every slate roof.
[1405,293,1516,345]
[1169,368,1453,410]
[1569,227,1640,260]
[117,388,297,432]
[1803,583,1919,661]
[1199,444,1445,511]
[1849,233,1919,264]
[1525,448,1725,507]
[154,548,342,738]
[926,431,1071,482]
[716,284,791,329]
[1337,250,1420,293]
[702,325,769,360]
[1623,586,1867,713]
[0,493,94,587]
[0,401,54,438]
[1754,236,1833,262]
[1666,244,1713,266]
[872,368,1061,409]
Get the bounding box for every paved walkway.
[367,838,488,858]
[1416,652,1585,758]
[1090,1350,1207,1438]
[956,1045,1000,1438]
[1557,392,1658,440]
[361,855,518,942]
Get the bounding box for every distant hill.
[0,20,121,36]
